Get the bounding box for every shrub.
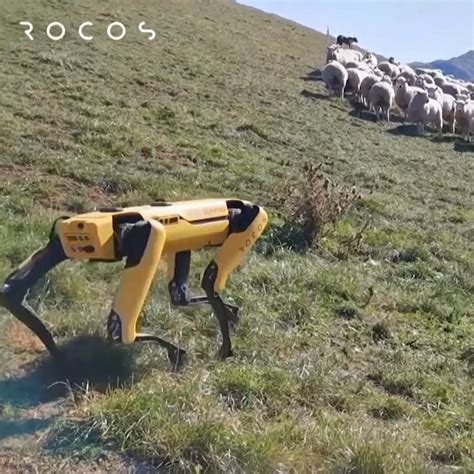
[275,163,361,248]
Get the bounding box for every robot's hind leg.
[0,230,67,358]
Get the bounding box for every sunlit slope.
[0,0,472,472]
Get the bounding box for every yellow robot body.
[55,199,241,261]
[1,198,268,368]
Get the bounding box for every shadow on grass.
[386,125,456,138]
[349,108,375,123]
[431,134,460,144]
[387,125,420,137]
[0,418,55,441]
[301,89,333,101]
[0,335,145,408]
[387,114,405,124]
[301,68,322,82]
[349,106,406,125]
[454,140,474,153]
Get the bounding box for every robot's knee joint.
[0,283,17,305]
[119,221,152,268]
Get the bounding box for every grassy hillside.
[411,50,474,81]
[0,0,473,472]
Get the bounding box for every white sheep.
[442,82,464,98]
[407,90,443,135]
[445,78,471,97]
[422,69,440,78]
[456,93,470,101]
[397,65,417,86]
[377,61,400,79]
[454,99,474,141]
[399,64,416,75]
[360,74,379,108]
[357,62,374,73]
[345,61,359,69]
[362,52,378,68]
[326,45,363,66]
[322,60,349,98]
[326,44,340,63]
[414,75,437,90]
[340,49,363,66]
[415,67,439,76]
[345,61,373,73]
[414,76,426,89]
[420,73,435,85]
[369,80,395,122]
[347,68,370,103]
[394,77,425,120]
[426,85,456,133]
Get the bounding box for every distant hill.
[410,50,474,81]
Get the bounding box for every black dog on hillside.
[336,35,358,48]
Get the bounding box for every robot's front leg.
[201,262,240,360]
[107,220,186,370]
[202,204,268,360]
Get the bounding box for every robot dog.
[0,199,268,369]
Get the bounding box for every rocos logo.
[20,21,156,41]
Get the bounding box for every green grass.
[0,0,473,472]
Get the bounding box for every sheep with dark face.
[407,90,443,135]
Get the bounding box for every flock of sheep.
[321,43,474,141]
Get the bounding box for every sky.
[237,0,473,64]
